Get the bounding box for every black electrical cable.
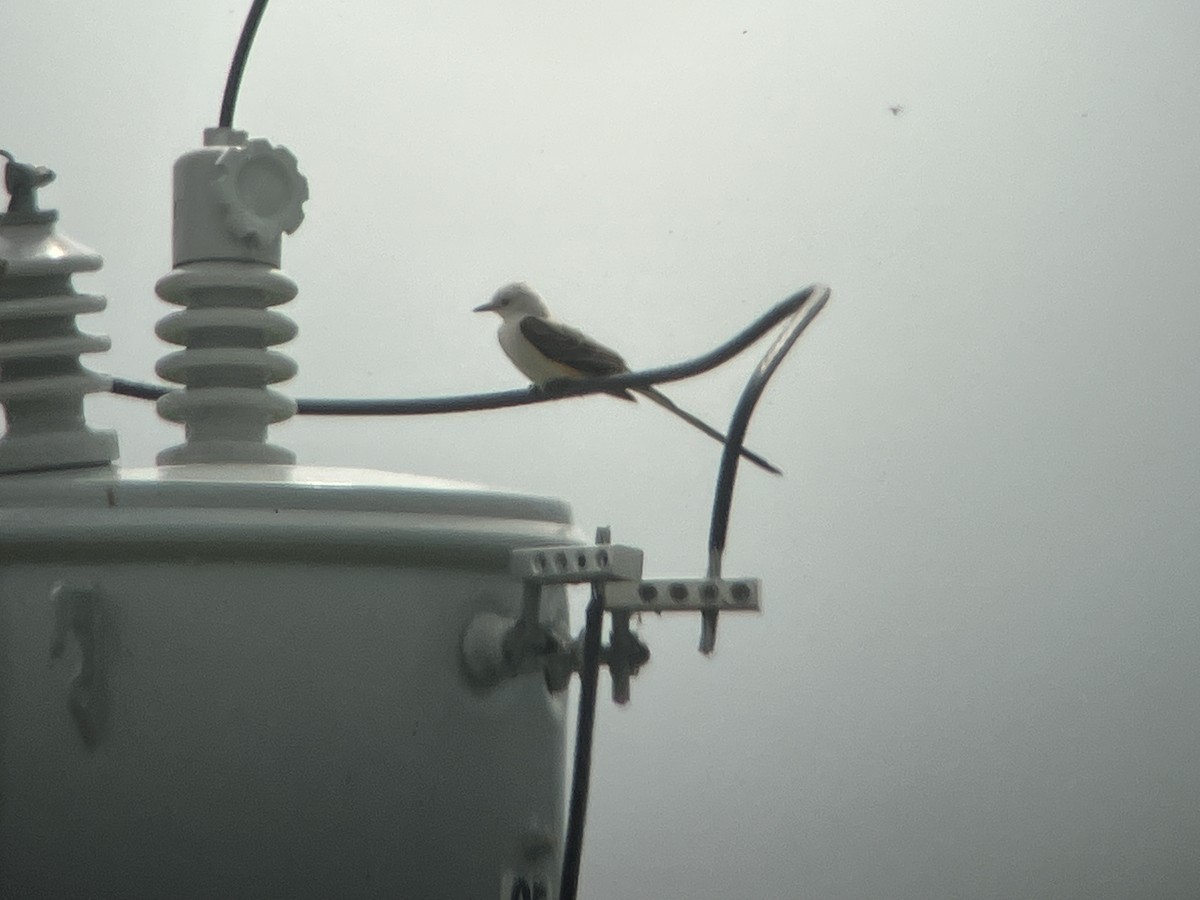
[708,284,829,560]
[218,0,271,128]
[110,379,168,401]
[109,286,822,415]
[558,528,610,900]
[700,283,830,651]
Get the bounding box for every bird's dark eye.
[499,297,510,306]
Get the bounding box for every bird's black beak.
[473,300,498,313]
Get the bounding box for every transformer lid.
[0,465,576,564]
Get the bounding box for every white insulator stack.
[155,263,299,464]
[0,198,118,473]
[154,127,308,465]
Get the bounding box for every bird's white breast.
[497,316,578,385]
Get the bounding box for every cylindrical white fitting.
[171,128,307,268]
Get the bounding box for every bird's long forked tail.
[635,386,781,475]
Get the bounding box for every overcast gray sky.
[6,1,1200,897]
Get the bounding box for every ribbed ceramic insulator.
[0,236,118,473]
[154,261,299,465]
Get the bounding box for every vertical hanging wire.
[558,527,611,900]
[218,0,271,128]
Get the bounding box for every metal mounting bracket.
[461,541,761,703]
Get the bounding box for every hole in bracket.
[700,582,719,602]
[577,552,588,568]
[596,550,609,568]
[639,583,658,602]
[731,582,751,604]
[554,551,569,570]
[533,553,547,572]
[669,582,688,602]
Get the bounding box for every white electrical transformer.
[0,466,575,897]
[0,135,575,898]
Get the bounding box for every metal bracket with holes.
[509,544,644,584]
[461,541,761,704]
[605,577,761,612]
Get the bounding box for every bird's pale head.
[473,282,549,319]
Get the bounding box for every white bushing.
[0,211,118,473]
[155,129,308,465]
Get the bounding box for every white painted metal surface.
[0,465,577,897]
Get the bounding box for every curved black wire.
[709,284,829,560]
[218,0,271,128]
[700,283,830,652]
[109,285,822,415]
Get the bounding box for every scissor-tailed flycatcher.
[474,283,781,475]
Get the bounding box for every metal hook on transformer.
[1,150,57,224]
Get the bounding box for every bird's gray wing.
[519,317,629,376]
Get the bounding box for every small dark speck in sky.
[889,105,905,116]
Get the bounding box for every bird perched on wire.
[474,282,781,475]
